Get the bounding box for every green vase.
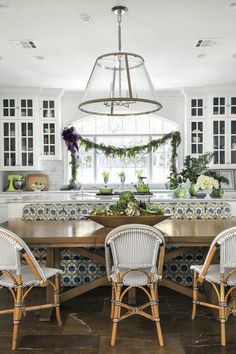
[189,183,199,197]
[211,187,224,198]
[174,185,186,198]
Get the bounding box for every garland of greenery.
[62,126,181,190]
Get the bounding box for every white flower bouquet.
[196,175,219,190]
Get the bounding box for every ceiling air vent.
[10,40,37,49]
[195,39,220,48]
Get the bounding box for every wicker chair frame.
[0,227,62,350]
[105,224,165,347]
[191,226,236,346]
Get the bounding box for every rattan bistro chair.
[0,227,62,350]
[105,224,165,347]
[191,226,236,346]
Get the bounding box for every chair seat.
[191,264,236,285]
[0,265,62,288]
[111,267,160,287]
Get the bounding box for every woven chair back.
[0,227,47,281]
[105,224,165,270]
[200,226,236,277]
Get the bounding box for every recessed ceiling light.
[197,54,206,59]
[228,2,236,8]
[33,56,45,60]
[80,13,92,23]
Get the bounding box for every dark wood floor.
[0,285,236,353]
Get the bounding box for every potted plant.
[102,170,110,185]
[180,153,214,196]
[118,171,126,183]
[204,171,229,197]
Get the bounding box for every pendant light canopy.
[78,6,162,116]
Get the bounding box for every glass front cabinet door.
[0,96,39,170]
[40,97,61,160]
[210,94,236,167]
[189,97,205,155]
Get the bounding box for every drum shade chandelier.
[78,6,162,116]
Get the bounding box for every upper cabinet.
[211,94,236,117]
[186,89,236,168]
[0,94,39,171]
[0,89,62,171]
[39,95,61,160]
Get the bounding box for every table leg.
[128,288,136,304]
[39,248,56,322]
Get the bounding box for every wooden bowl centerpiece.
[88,191,171,227]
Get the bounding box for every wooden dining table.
[1,218,236,320]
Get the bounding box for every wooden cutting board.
[25,174,49,191]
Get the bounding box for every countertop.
[1,190,236,204]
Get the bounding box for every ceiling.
[0,0,236,90]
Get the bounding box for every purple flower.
[62,127,80,152]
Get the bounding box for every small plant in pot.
[204,171,229,198]
[180,153,214,197]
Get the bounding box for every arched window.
[73,115,178,186]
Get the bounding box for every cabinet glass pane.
[232,151,236,163]
[232,136,236,149]
[198,108,203,116]
[28,153,33,166]
[22,123,26,136]
[4,123,9,136]
[220,107,225,115]
[220,121,225,134]
[28,138,33,150]
[10,138,15,151]
[213,152,218,164]
[220,136,225,149]
[22,138,27,151]
[49,101,54,108]
[191,108,196,116]
[43,101,48,108]
[231,121,236,134]
[22,153,27,166]
[213,121,218,134]
[191,144,196,154]
[20,99,33,117]
[4,138,9,151]
[220,151,225,164]
[50,146,55,155]
[214,136,218,149]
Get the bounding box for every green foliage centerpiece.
[88,192,169,227]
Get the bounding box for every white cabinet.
[39,96,61,160]
[0,95,39,171]
[211,94,236,117]
[186,90,236,168]
[187,96,206,156]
